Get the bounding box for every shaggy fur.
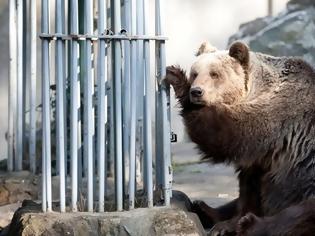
[165,42,315,236]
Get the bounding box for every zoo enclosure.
[8,0,172,212]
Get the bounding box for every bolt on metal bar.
[70,0,79,213]
[84,0,94,212]
[128,0,137,210]
[56,0,66,213]
[97,0,107,213]
[114,0,124,211]
[16,0,23,171]
[143,0,153,208]
[29,0,37,174]
[155,0,172,206]
[8,0,17,172]
[41,0,52,212]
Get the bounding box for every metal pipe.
[123,0,131,198]
[16,0,23,171]
[62,0,68,181]
[97,0,107,213]
[155,0,172,206]
[41,0,52,212]
[84,0,94,212]
[56,0,66,213]
[128,0,137,210]
[29,0,37,174]
[8,0,17,172]
[143,0,153,208]
[42,135,47,211]
[136,0,144,189]
[70,0,79,212]
[114,0,123,211]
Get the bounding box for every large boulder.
[229,0,315,66]
[6,200,206,236]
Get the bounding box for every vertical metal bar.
[128,0,137,210]
[22,0,27,162]
[143,0,153,208]
[114,0,123,211]
[155,0,171,206]
[16,0,23,171]
[268,0,273,16]
[42,135,47,211]
[136,0,144,188]
[97,0,107,213]
[8,0,17,172]
[123,0,131,198]
[62,0,68,173]
[56,0,66,213]
[29,0,37,174]
[84,0,94,212]
[42,0,52,212]
[70,0,79,213]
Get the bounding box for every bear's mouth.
[190,96,206,106]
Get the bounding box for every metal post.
[70,0,79,213]
[128,0,137,210]
[155,0,171,206]
[136,0,144,188]
[268,0,273,16]
[41,0,52,212]
[143,0,153,208]
[114,0,123,211]
[123,0,131,197]
[16,0,23,171]
[29,0,37,174]
[97,0,107,213]
[8,0,17,172]
[84,0,94,212]
[56,0,66,213]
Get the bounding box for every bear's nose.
[190,87,204,98]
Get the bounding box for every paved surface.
[171,142,238,207]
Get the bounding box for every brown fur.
[165,42,315,235]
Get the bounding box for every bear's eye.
[210,72,219,79]
[191,71,198,79]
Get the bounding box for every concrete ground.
[172,142,238,207]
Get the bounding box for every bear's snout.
[190,87,204,98]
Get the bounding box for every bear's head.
[189,41,250,106]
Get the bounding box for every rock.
[0,171,38,206]
[228,0,315,66]
[7,200,206,236]
[0,202,21,235]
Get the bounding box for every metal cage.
[8,0,172,213]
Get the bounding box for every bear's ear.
[195,42,217,56]
[229,42,249,67]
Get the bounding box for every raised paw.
[164,65,187,86]
[164,65,190,98]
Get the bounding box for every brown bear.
[165,41,315,236]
